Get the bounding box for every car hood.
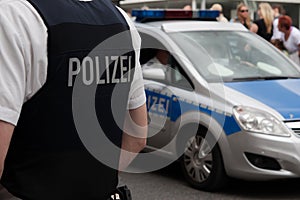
[224,79,300,120]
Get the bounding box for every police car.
[132,9,300,191]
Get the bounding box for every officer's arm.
[119,103,147,171]
[0,121,14,179]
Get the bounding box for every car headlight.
[233,106,291,137]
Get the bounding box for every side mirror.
[142,68,166,80]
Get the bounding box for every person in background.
[271,4,285,42]
[141,5,150,10]
[210,3,228,22]
[183,4,192,11]
[278,15,300,65]
[230,2,252,29]
[142,49,170,73]
[250,3,274,42]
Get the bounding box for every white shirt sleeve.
[285,27,300,53]
[292,28,300,47]
[117,7,146,110]
[271,18,283,40]
[0,0,47,125]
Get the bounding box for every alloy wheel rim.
[183,135,213,183]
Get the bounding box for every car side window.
[139,32,170,83]
[169,56,194,90]
[140,48,169,83]
[139,32,193,90]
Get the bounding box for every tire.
[178,125,228,191]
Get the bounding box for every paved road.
[2,162,300,200]
[120,162,300,200]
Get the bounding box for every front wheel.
[180,133,227,191]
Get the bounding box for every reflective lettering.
[120,56,128,83]
[96,56,105,84]
[82,56,94,85]
[151,96,158,111]
[110,56,120,83]
[158,98,166,113]
[147,94,170,114]
[68,58,81,87]
[68,55,132,87]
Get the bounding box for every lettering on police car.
[147,95,170,114]
[68,55,132,87]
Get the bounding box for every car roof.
[133,20,248,33]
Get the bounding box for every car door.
[139,31,195,151]
[142,56,173,149]
[142,56,195,151]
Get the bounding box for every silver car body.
[135,20,300,181]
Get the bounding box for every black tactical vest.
[1,0,135,199]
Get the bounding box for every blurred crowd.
[229,2,300,65]
[126,2,300,66]
[201,2,299,65]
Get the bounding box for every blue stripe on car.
[225,79,300,120]
[146,89,241,135]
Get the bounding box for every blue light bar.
[132,9,219,22]
[198,10,220,19]
[132,9,165,21]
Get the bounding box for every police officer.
[0,0,147,199]
[142,49,170,73]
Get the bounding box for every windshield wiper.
[231,76,299,82]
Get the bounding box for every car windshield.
[168,31,300,83]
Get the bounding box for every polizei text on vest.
[68,55,132,87]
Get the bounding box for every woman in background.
[231,3,251,29]
[210,3,228,22]
[250,3,274,41]
[278,15,300,65]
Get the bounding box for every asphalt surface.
[119,162,300,200]
[1,162,300,200]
